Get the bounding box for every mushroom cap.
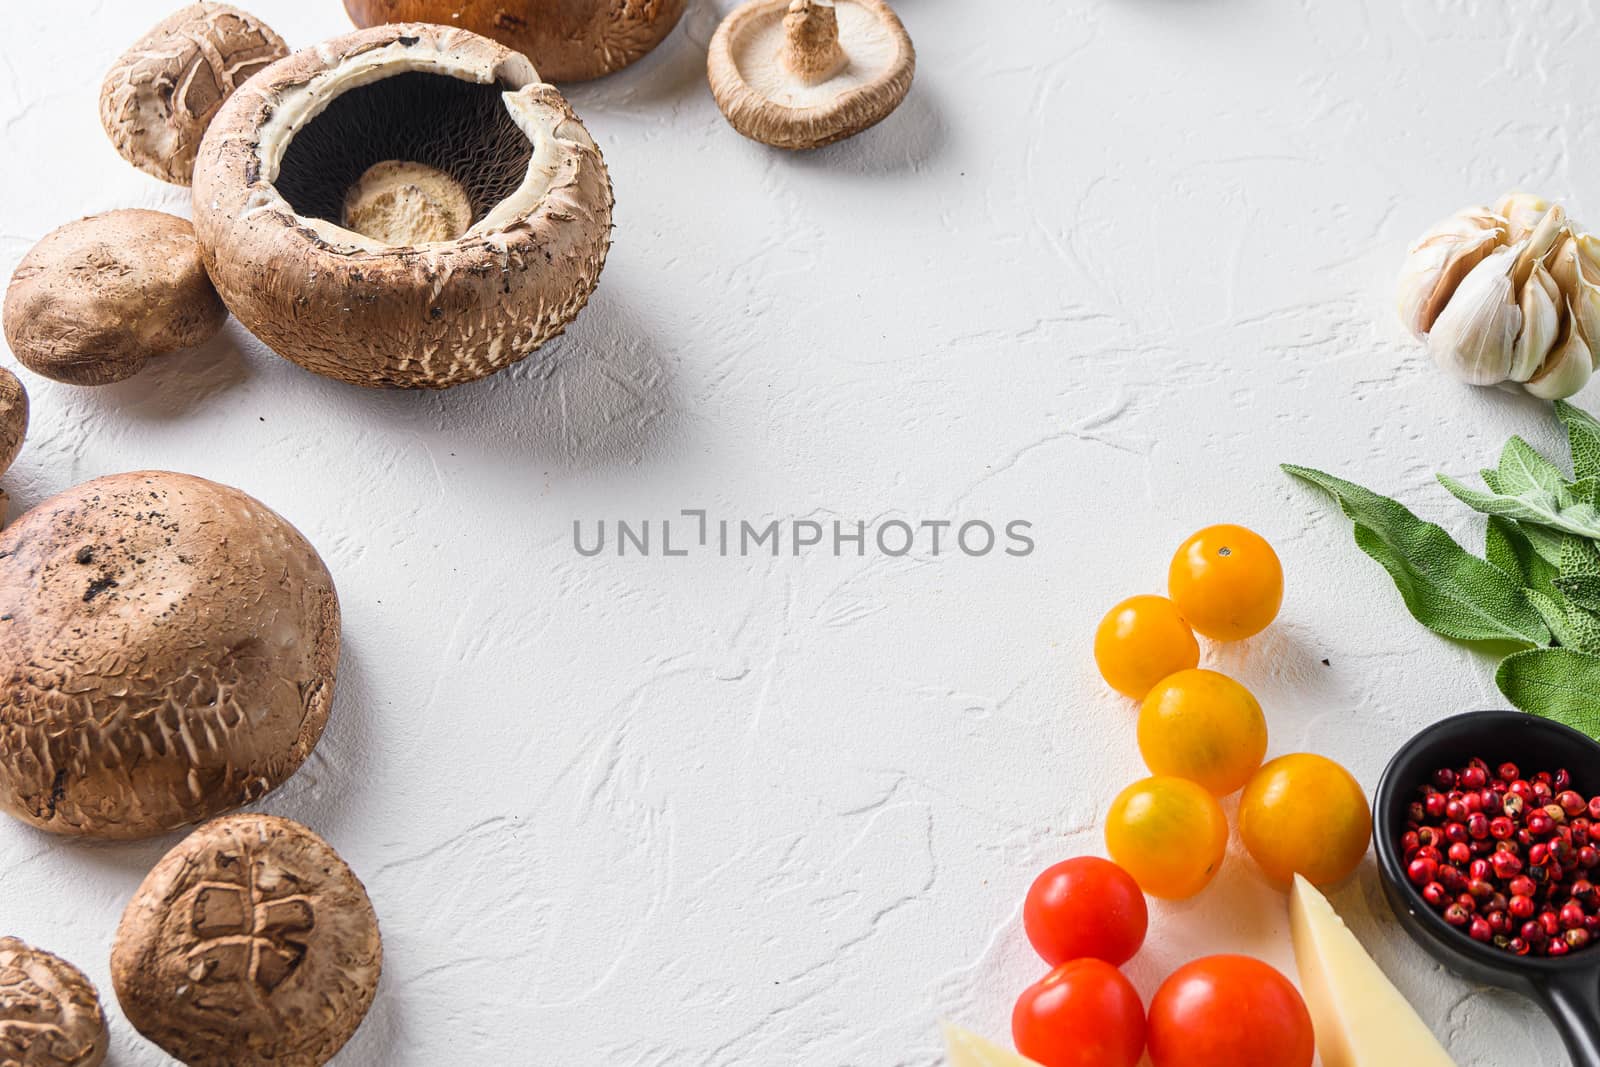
[0,367,25,479]
[342,0,688,82]
[709,0,915,150]
[0,938,109,1067]
[111,813,381,1067]
[192,23,614,389]
[2,210,228,386]
[100,2,289,185]
[0,471,340,839]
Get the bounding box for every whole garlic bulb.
[1397,193,1600,400]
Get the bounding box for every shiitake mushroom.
[112,814,381,1066]
[0,367,25,479]
[709,0,915,150]
[0,471,340,839]
[100,2,289,185]
[0,938,109,1067]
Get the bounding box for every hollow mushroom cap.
[0,367,25,479]
[100,2,289,185]
[2,210,228,386]
[0,938,109,1067]
[709,0,915,150]
[111,813,381,1067]
[0,471,340,839]
[342,0,687,82]
[192,23,614,389]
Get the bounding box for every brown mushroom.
[100,2,289,185]
[112,814,381,1067]
[0,938,109,1067]
[342,0,687,82]
[2,211,228,386]
[0,471,340,839]
[0,367,25,479]
[191,23,614,389]
[709,0,915,150]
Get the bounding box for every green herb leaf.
[1554,537,1600,611]
[1526,589,1600,655]
[1567,478,1600,509]
[1496,436,1566,496]
[1557,400,1600,482]
[1437,473,1600,540]
[1486,516,1559,593]
[1497,648,1600,733]
[1556,575,1600,614]
[1283,464,1550,646]
[1560,536,1600,579]
[1516,521,1567,567]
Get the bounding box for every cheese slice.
[940,1023,1044,1067]
[1289,874,1458,1067]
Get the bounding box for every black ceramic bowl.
[1374,710,1600,1066]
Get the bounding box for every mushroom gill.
[273,72,533,247]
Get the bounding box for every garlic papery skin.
[1397,207,1507,339]
[1399,193,1600,400]
[1496,192,1555,243]
[1427,243,1522,386]
[1553,233,1600,354]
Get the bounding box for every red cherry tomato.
[1023,857,1148,967]
[1146,955,1313,1067]
[1013,959,1146,1067]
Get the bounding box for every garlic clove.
[1525,315,1593,399]
[1397,208,1509,338]
[1426,242,1523,385]
[1496,192,1555,243]
[1510,204,1568,283]
[1511,261,1562,383]
[1552,233,1600,364]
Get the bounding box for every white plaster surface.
[0,1,1592,1063]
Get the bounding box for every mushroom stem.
[783,0,847,84]
[342,161,473,246]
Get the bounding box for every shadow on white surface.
[84,320,258,422]
[15,821,178,886]
[260,632,384,846]
[788,86,946,175]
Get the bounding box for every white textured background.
[0,0,1593,1063]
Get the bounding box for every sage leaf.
[1557,400,1600,482]
[1556,575,1600,613]
[1486,516,1558,593]
[1519,520,1567,567]
[1526,589,1600,655]
[1283,464,1550,646]
[1569,477,1600,509]
[1438,473,1600,540]
[1560,536,1600,579]
[1495,436,1566,496]
[1497,648,1600,734]
[1555,537,1600,610]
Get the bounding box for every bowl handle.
[1539,971,1600,1067]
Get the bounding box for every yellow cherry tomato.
[1239,753,1371,887]
[1105,776,1229,900]
[1137,669,1268,796]
[1168,524,1284,641]
[1094,595,1200,699]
